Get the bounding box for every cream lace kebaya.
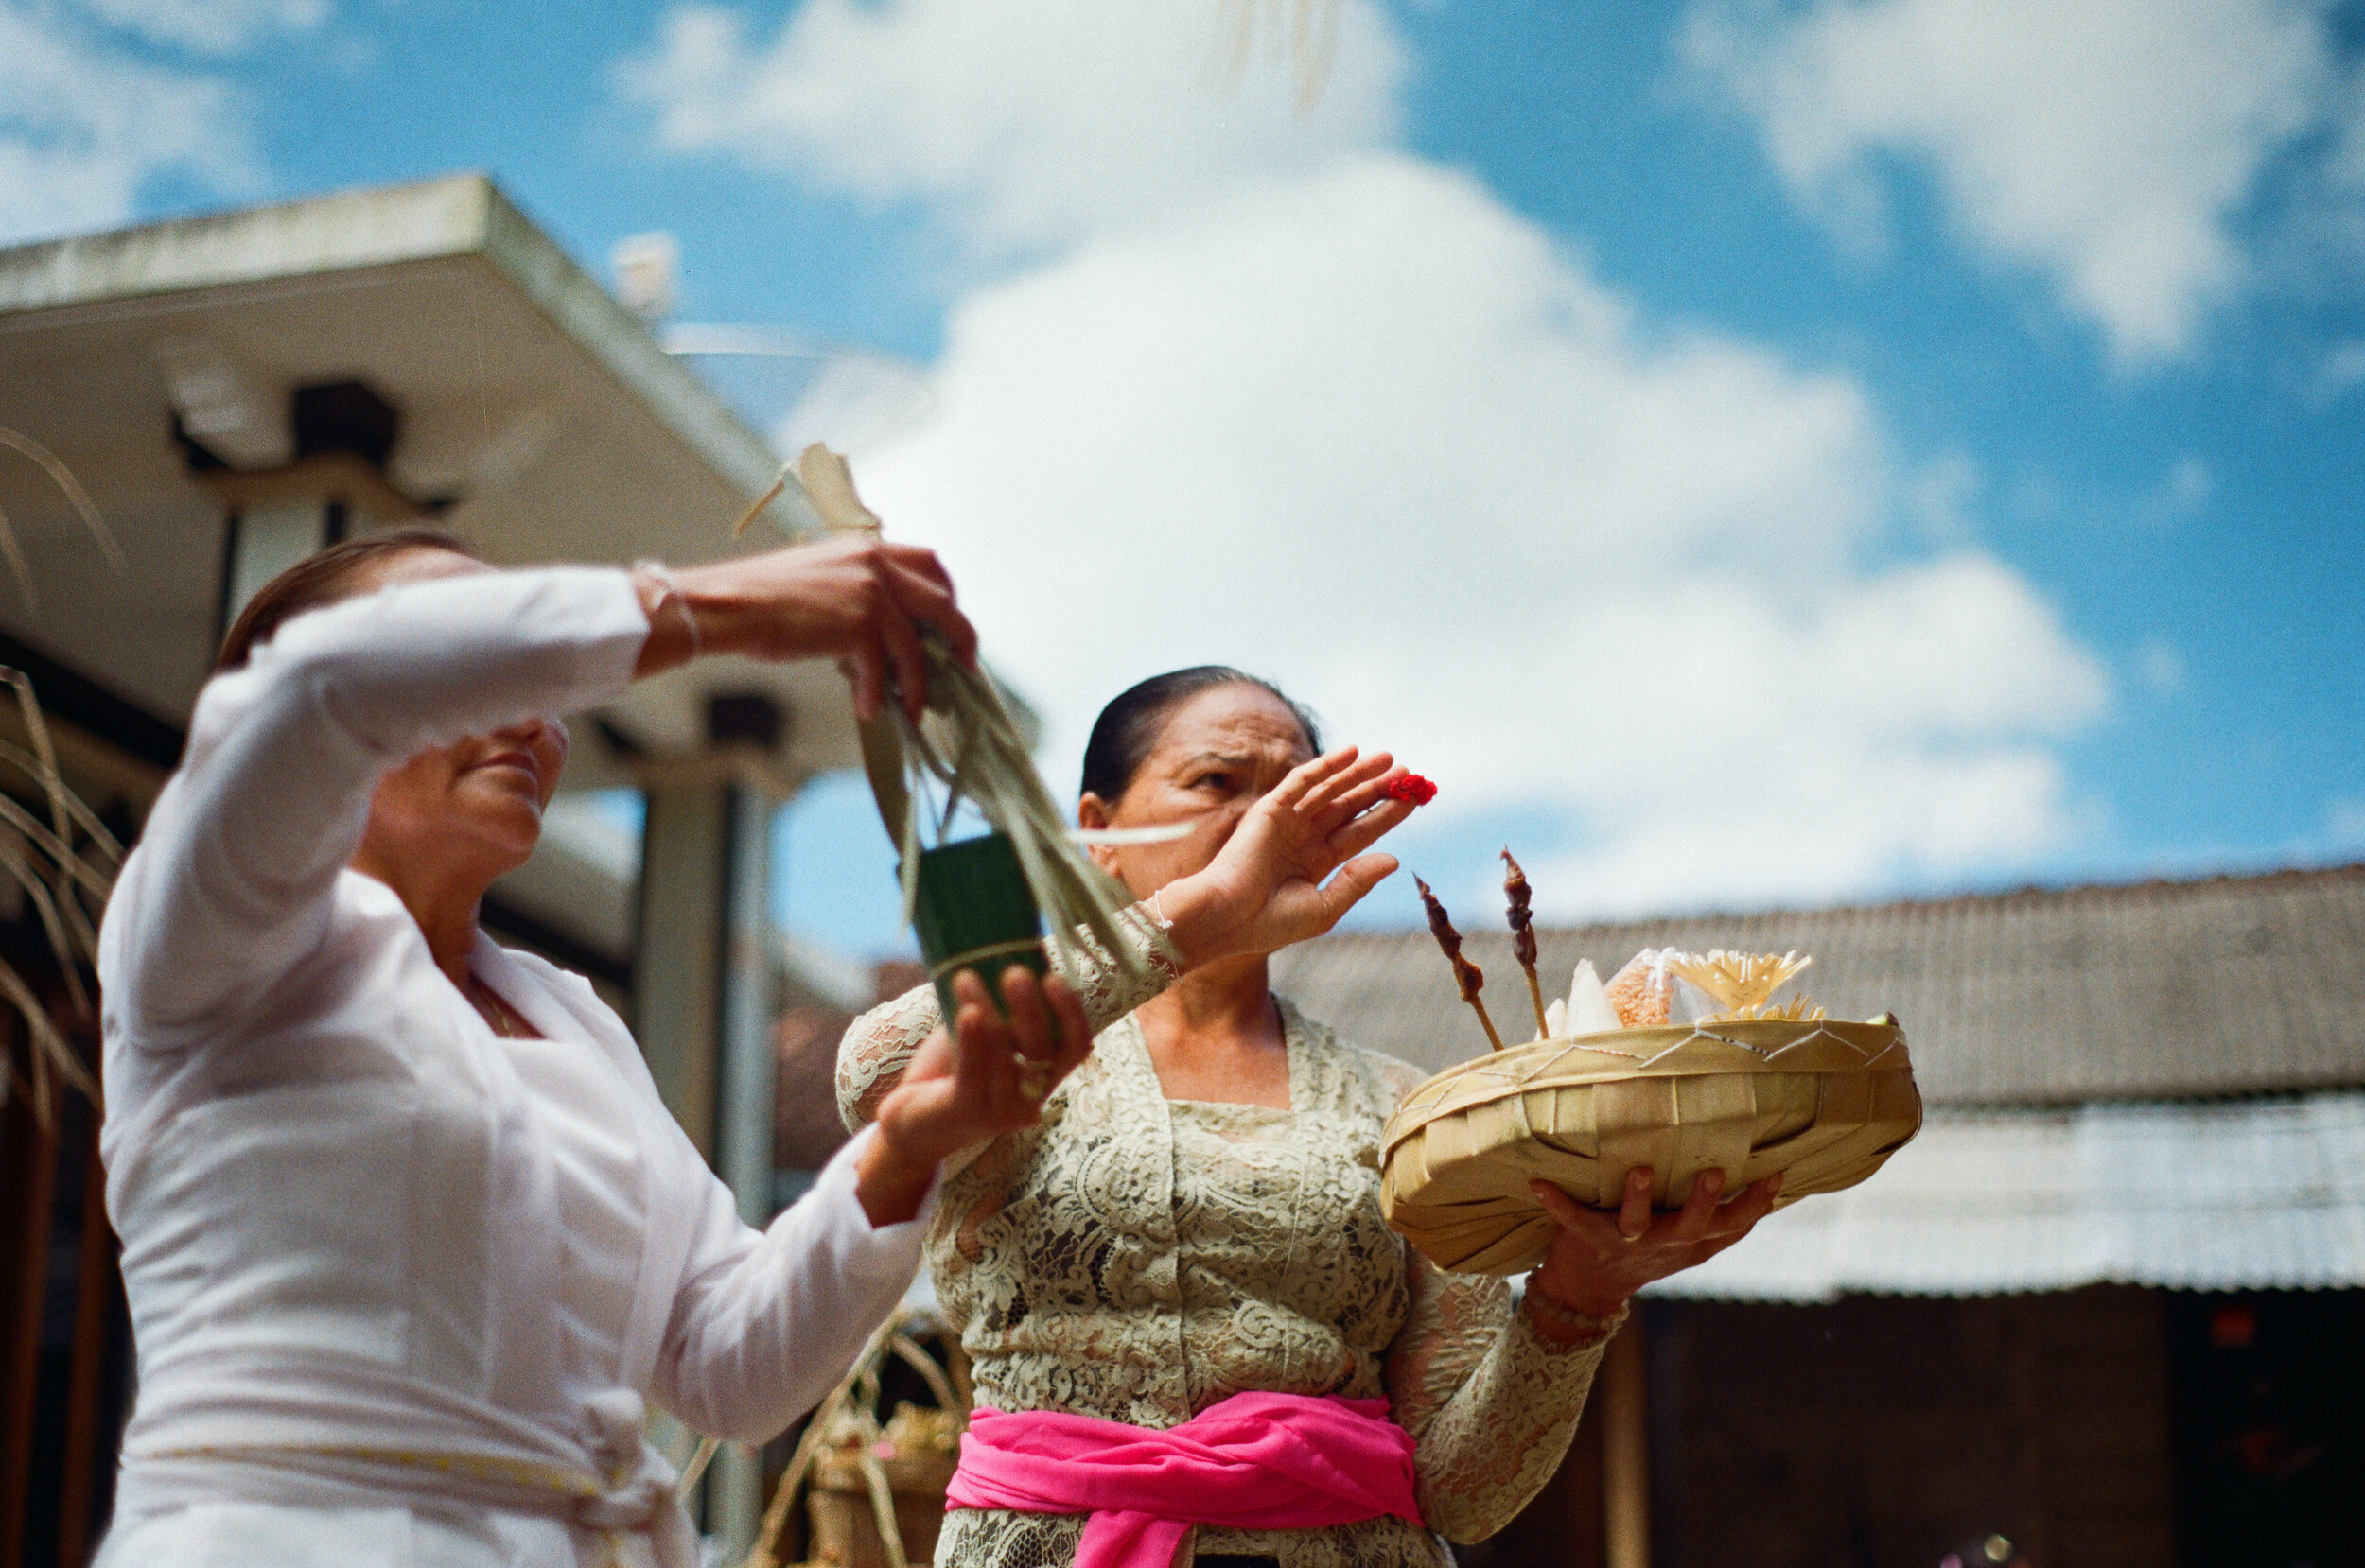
[836,910,1617,1568]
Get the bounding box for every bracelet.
[1523,1276,1623,1347]
[1143,887,1171,930]
[631,560,701,662]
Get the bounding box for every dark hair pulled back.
[215,526,483,673]
[1079,666,1322,804]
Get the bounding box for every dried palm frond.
[0,738,124,871]
[0,953,97,1126]
[0,432,123,1123]
[0,666,115,1127]
[0,503,34,611]
[0,427,124,607]
[1667,950,1825,1023]
[788,446,1157,997]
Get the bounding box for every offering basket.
[1380,1018,1920,1276]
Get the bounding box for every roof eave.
[0,172,824,532]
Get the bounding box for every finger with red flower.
[1386,773,1438,806]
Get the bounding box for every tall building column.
[634,782,727,1152]
[708,780,778,1561]
[715,781,780,1226]
[632,697,787,1560]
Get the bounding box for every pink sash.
[945,1391,1424,1568]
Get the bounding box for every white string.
[1066,822,1193,845]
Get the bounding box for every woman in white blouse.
[92,527,1108,1568]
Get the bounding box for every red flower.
[1386,773,1438,806]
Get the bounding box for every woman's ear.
[1077,793,1122,878]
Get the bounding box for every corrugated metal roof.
[1635,1091,2365,1300]
[1270,864,2365,1105]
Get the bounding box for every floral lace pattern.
[836,910,1612,1568]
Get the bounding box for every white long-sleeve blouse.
[93,566,931,1568]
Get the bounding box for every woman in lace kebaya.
[837,669,1783,1568]
[95,529,1101,1568]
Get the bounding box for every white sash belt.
[125,1389,696,1568]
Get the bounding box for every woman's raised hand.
[1159,747,1416,967]
[636,535,979,724]
[853,967,1093,1227]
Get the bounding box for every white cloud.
[2329,797,2365,849]
[2313,338,2365,406]
[79,0,326,55]
[0,3,271,244]
[2137,454,2214,526]
[2136,636,2185,695]
[853,153,2110,917]
[1683,0,2339,364]
[617,0,1404,253]
[623,0,2113,917]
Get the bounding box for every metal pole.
[1603,1319,1651,1568]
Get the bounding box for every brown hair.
[216,526,482,673]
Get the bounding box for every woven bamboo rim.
[1380,1019,1921,1276]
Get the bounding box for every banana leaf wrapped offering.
[1386,852,1921,1275]
[778,447,1156,1054]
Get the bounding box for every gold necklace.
[467,978,534,1039]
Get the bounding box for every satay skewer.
[1500,849,1550,1040]
[1416,876,1506,1053]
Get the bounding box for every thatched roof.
[1269,864,2365,1106]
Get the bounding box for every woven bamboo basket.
[1380,1019,1921,1276]
[806,1446,958,1568]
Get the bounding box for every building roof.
[0,173,849,778]
[1640,1092,2365,1300]
[1269,864,2365,1106]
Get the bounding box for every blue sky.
[8,0,2363,956]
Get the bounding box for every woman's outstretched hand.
[1157,747,1416,967]
[634,534,979,724]
[854,967,1093,1227]
[1522,1166,1781,1341]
